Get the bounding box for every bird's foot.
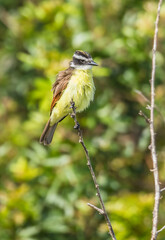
[74,122,80,129]
[70,100,76,109]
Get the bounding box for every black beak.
[89,60,98,66]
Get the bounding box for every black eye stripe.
[73,57,87,64]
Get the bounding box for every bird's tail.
[40,119,58,145]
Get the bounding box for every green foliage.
[0,0,165,239]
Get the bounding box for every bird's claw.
[74,122,80,129]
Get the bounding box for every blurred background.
[0,0,165,239]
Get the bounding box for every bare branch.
[160,187,165,192]
[87,203,104,215]
[135,89,165,124]
[139,110,150,124]
[134,89,150,103]
[70,100,117,240]
[157,225,165,234]
[149,0,163,239]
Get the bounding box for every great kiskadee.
[40,50,98,145]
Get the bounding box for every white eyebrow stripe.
[70,62,93,70]
[73,54,89,61]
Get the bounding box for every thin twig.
[70,100,116,240]
[160,187,165,192]
[157,225,165,234]
[87,203,104,215]
[149,1,162,239]
[139,110,150,124]
[135,89,165,124]
[134,89,150,103]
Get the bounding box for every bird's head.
[70,50,98,70]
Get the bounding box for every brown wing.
[50,67,74,115]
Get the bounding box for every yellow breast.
[70,69,95,111]
[50,69,95,124]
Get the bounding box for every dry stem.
[70,100,116,240]
[157,225,165,234]
[149,0,162,239]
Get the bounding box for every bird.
[40,50,98,145]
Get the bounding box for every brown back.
[50,67,74,114]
